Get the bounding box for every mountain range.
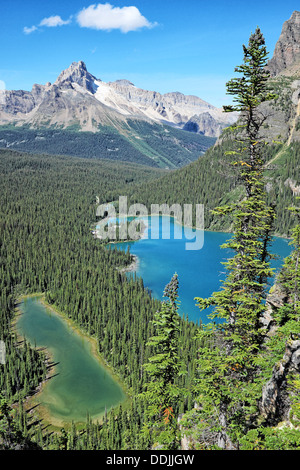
[1,10,300,175]
[0,61,236,137]
[0,60,239,169]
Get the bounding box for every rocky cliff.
[268,11,300,77]
[243,12,300,146]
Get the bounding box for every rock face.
[260,339,300,424]
[183,112,228,137]
[0,61,237,137]
[260,284,300,426]
[54,60,98,94]
[252,10,300,147]
[211,11,300,148]
[106,82,237,136]
[268,11,300,77]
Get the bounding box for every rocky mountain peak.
[112,79,135,87]
[54,60,98,94]
[0,60,237,137]
[267,10,300,76]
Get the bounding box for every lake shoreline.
[14,294,129,429]
[117,254,139,273]
[106,215,292,324]
[93,212,291,242]
[13,295,61,428]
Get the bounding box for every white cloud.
[23,25,38,35]
[23,4,155,36]
[23,15,71,34]
[39,15,71,27]
[76,3,156,33]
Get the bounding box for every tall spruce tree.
[238,200,300,449]
[141,273,184,450]
[187,27,277,449]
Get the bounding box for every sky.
[0,1,299,107]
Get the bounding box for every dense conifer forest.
[0,120,216,170]
[0,148,200,450]
[1,25,300,453]
[122,139,300,238]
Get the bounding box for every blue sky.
[0,1,299,107]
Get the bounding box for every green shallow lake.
[17,297,125,425]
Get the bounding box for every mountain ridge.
[0,60,237,138]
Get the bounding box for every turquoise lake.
[112,215,292,324]
[16,216,292,424]
[17,297,125,424]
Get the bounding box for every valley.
[1,7,300,454]
[0,121,216,169]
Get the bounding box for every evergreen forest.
[0,149,200,450]
[1,26,300,453]
[0,120,216,170]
